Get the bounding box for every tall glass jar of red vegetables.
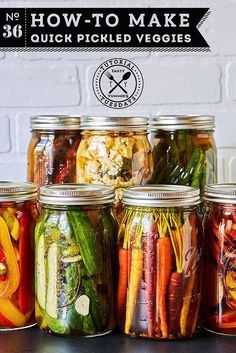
[27,115,81,187]
[203,184,236,335]
[150,115,217,197]
[0,182,38,330]
[118,185,203,340]
[35,184,117,337]
[76,116,153,222]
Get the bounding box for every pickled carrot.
[180,215,197,337]
[124,247,143,334]
[145,221,157,337]
[168,271,183,332]
[157,236,172,338]
[117,248,128,317]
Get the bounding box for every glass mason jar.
[0,182,38,330]
[118,185,203,340]
[27,115,81,187]
[76,116,153,222]
[203,184,236,335]
[150,115,217,197]
[35,184,117,337]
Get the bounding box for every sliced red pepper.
[0,313,16,328]
[18,210,34,314]
[0,247,5,262]
[0,247,6,281]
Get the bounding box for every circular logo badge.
[92,58,144,109]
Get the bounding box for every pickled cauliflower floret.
[85,160,100,180]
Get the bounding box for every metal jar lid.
[123,185,200,207]
[30,115,81,131]
[151,115,215,131]
[0,182,37,202]
[204,184,236,204]
[40,184,115,206]
[80,116,148,131]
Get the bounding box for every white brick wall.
[0,0,235,183]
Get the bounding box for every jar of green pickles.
[35,184,117,337]
[150,115,217,197]
[203,184,236,335]
[118,185,203,340]
[76,116,153,222]
[27,115,81,187]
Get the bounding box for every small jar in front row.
[118,185,203,340]
[35,184,117,337]
[203,184,236,335]
[0,182,38,330]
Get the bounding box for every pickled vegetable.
[203,204,236,334]
[0,201,36,329]
[35,207,117,336]
[118,207,203,339]
[76,131,153,222]
[151,130,217,196]
[28,130,81,187]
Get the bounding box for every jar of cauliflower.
[76,116,153,222]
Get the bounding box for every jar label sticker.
[75,295,90,316]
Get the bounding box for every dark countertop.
[1,327,236,353]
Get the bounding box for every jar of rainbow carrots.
[0,182,38,330]
[118,185,203,340]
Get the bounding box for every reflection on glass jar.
[35,184,117,337]
[118,185,203,340]
[0,182,38,330]
[27,115,81,187]
[203,184,236,335]
[150,115,217,197]
[76,116,153,222]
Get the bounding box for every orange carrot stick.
[117,248,128,323]
[157,236,172,338]
[125,246,143,334]
[168,271,183,332]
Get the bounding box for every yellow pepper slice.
[2,210,20,241]
[0,216,20,297]
[0,298,26,327]
[226,271,236,300]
